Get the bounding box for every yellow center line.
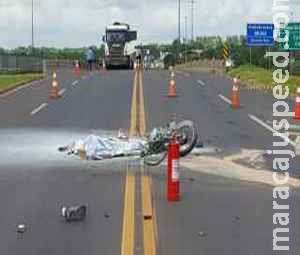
[139,70,147,136]
[121,169,135,255]
[129,69,147,137]
[130,71,138,137]
[141,165,157,255]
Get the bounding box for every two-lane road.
[0,67,299,255]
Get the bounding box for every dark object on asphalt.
[104,212,111,218]
[197,231,208,238]
[61,205,87,222]
[17,224,26,233]
[234,216,241,221]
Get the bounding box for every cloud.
[0,0,296,48]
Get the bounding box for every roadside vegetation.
[0,73,44,92]
[228,65,300,93]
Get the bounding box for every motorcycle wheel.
[176,120,198,157]
[144,151,167,166]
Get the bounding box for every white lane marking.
[248,114,296,147]
[197,80,206,86]
[0,78,46,98]
[218,94,232,105]
[72,80,79,86]
[59,88,66,96]
[30,103,48,116]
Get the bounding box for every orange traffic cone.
[294,87,300,120]
[74,60,80,76]
[49,72,60,99]
[168,71,177,97]
[231,77,240,108]
[101,60,107,73]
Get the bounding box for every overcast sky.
[0,0,298,48]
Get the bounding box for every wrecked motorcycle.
[141,120,198,166]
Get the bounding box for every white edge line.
[0,78,46,98]
[218,94,232,105]
[30,103,48,116]
[59,88,66,96]
[248,114,296,147]
[197,80,206,86]
[72,80,79,86]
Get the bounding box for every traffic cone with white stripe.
[294,87,300,120]
[231,77,240,109]
[168,71,177,97]
[49,72,60,99]
[74,60,80,76]
[101,59,107,73]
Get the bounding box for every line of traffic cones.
[231,77,240,109]
[49,72,60,99]
[168,69,177,98]
[294,87,300,120]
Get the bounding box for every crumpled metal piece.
[61,205,87,222]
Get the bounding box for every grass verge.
[0,73,44,93]
[228,65,300,93]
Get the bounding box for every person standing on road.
[85,47,96,72]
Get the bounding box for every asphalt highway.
[0,67,299,254]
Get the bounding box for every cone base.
[49,95,61,99]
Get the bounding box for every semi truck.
[102,22,137,69]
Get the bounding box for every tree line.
[1,35,297,72]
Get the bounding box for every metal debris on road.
[197,231,208,238]
[61,205,87,222]
[17,224,26,233]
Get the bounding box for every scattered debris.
[17,224,26,233]
[61,205,87,222]
[104,212,111,219]
[197,231,208,238]
[234,216,241,221]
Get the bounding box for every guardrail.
[0,55,43,73]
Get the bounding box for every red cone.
[231,78,240,109]
[294,87,300,120]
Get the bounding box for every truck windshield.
[106,31,126,43]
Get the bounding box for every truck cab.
[102,22,137,69]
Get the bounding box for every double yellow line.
[121,166,157,255]
[130,69,146,137]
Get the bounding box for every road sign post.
[247,23,275,69]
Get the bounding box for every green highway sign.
[280,22,300,50]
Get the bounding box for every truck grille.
[110,47,124,59]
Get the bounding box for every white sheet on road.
[61,134,147,160]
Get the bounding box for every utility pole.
[178,0,181,43]
[31,0,34,48]
[190,0,195,42]
[185,15,188,64]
